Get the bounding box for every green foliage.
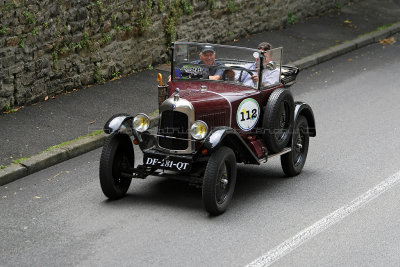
[227,0,240,13]
[2,1,16,11]
[80,32,92,49]
[288,12,296,24]
[158,0,164,12]
[102,34,111,44]
[114,25,122,32]
[51,50,59,68]
[0,26,7,35]
[137,1,153,34]
[376,23,393,31]
[18,36,25,48]
[181,0,193,15]
[122,25,133,31]
[0,165,5,170]
[23,11,36,24]
[96,0,104,14]
[165,15,177,45]
[2,105,11,112]
[336,3,343,10]
[94,62,105,84]
[12,157,29,164]
[257,5,263,15]
[164,1,189,45]
[32,26,38,36]
[112,71,121,78]
[148,64,153,70]
[208,0,216,10]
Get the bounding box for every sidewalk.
[1,0,400,185]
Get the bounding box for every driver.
[238,42,280,87]
[192,45,224,80]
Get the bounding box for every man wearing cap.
[237,42,280,87]
[192,45,224,80]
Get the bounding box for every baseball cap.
[200,45,215,54]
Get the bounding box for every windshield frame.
[170,42,282,90]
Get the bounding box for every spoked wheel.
[262,88,294,153]
[281,115,310,177]
[99,132,134,199]
[202,146,237,216]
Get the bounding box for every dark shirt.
[191,60,224,77]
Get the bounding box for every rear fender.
[294,102,316,137]
[203,127,259,164]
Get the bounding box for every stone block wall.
[0,0,350,109]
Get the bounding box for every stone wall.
[0,0,349,109]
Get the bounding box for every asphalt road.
[1,34,400,266]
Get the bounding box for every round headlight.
[190,121,209,140]
[133,114,150,132]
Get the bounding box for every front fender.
[294,102,316,137]
[203,127,259,164]
[104,113,133,134]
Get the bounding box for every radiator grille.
[158,110,189,150]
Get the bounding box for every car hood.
[168,80,260,127]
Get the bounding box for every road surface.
[1,34,399,266]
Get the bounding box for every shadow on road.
[99,163,317,213]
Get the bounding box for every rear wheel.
[99,132,134,199]
[281,115,309,177]
[202,146,237,216]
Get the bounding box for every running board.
[259,147,292,163]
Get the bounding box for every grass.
[288,12,296,24]
[44,130,104,152]
[358,23,397,38]
[12,157,29,164]
[1,130,105,170]
[375,23,394,32]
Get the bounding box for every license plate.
[143,154,192,171]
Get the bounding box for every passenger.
[238,42,280,87]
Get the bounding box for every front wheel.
[281,115,310,177]
[202,146,237,216]
[99,132,134,199]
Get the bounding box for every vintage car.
[99,42,316,215]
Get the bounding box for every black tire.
[281,115,309,177]
[99,132,134,199]
[262,88,294,153]
[202,146,237,216]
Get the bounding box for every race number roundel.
[236,98,260,131]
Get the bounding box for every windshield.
[172,42,282,89]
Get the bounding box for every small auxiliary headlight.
[190,121,208,140]
[133,114,150,132]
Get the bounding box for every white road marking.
[246,170,400,267]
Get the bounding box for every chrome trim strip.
[208,91,232,127]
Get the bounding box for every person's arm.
[261,69,280,87]
[209,75,221,80]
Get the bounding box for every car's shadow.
[102,163,315,213]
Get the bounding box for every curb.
[0,133,107,186]
[1,24,400,186]
[290,22,400,69]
